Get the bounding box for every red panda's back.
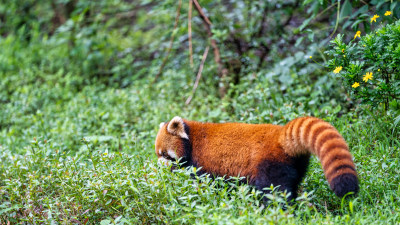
[185,121,289,179]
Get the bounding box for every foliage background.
[0,0,399,224]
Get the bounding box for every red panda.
[155,116,359,201]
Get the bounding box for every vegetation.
[0,0,399,224]
[327,19,400,110]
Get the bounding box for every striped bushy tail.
[280,117,359,197]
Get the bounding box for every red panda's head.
[155,116,189,166]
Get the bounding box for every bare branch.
[192,0,212,25]
[188,0,194,68]
[185,46,210,105]
[152,0,182,84]
[192,0,228,97]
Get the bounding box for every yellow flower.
[384,11,392,16]
[371,14,379,23]
[333,66,342,74]
[378,69,380,72]
[363,72,373,82]
[354,31,361,39]
[309,56,312,59]
[352,82,360,88]
[342,49,345,53]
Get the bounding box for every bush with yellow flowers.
[326,15,400,111]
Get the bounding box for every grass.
[1,31,400,225]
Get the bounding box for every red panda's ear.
[167,116,189,139]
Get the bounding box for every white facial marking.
[167,150,178,159]
[158,157,171,166]
[158,149,162,155]
[159,122,165,129]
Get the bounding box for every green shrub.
[326,15,400,110]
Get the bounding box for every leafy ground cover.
[1,37,399,224]
[1,1,400,224]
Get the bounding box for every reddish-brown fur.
[155,116,359,199]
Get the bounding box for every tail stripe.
[325,158,355,174]
[306,122,331,154]
[310,125,334,153]
[320,142,349,160]
[330,164,357,174]
[291,117,308,150]
[326,161,357,181]
[327,168,357,183]
[285,121,296,146]
[321,149,352,168]
[314,131,343,155]
[300,118,320,147]
[323,152,354,171]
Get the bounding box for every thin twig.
[192,0,219,65]
[152,0,182,84]
[192,0,228,97]
[188,0,194,68]
[192,0,212,25]
[314,2,337,23]
[330,0,340,38]
[185,46,210,105]
[256,4,269,38]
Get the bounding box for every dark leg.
[253,155,310,203]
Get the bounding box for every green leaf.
[390,2,398,11]
[0,204,22,215]
[349,201,353,214]
[394,114,400,128]
[295,36,305,47]
[340,0,353,21]
[84,136,114,142]
[302,0,314,5]
[333,105,342,114]
[100,219,112,225]
[299,16,315,31]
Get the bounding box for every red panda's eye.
[162,151,174,161]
